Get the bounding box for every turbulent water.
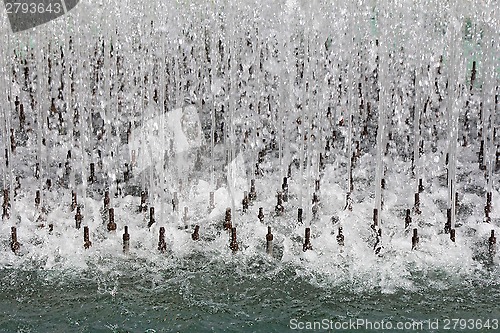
[1,256,500,333]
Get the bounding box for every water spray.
[104,191,110,210]
[19,103,25,130]
[208,191,215,211]
[182,207,189,229]
[469,60,476,91]
[172,192,179,213]
[479,140,485,170]
[123,163,131,182]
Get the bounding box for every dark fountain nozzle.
[2,188,10,220]
[83,226,92,249]
[275,191,284,216]
[249,179,257,202]
[372,208,378,229]
[158,227,167,253]
[412,228,419,250]
[172,192,179,212]
[312,193,319,219]
[484,192,492,223]
[488,230,496,256]
[344,192,352,211]
[405,209,411,229]
[104,190,110,210]
[35,190,40,209]
[107,208,116,231]
[266,226,273,256]
[192,225,200,241]
[337,227,344,247]
[230,227,238,253]
[414,193,421,215]
[418,178,424,193]
[71,190,77,211]
[258,207,264,223]
[282,177,288,202]
[148,207,155,228]
[88,162,96,184]
[123,226,130,254]
[10,226,20,254]
[445,208,452,234]
[303,227,312,252]
[242,192,249,214]
[224,208,232,231]
[139,190,147,213]
[75,206,83,229]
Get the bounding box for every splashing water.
[0,0,499,331]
